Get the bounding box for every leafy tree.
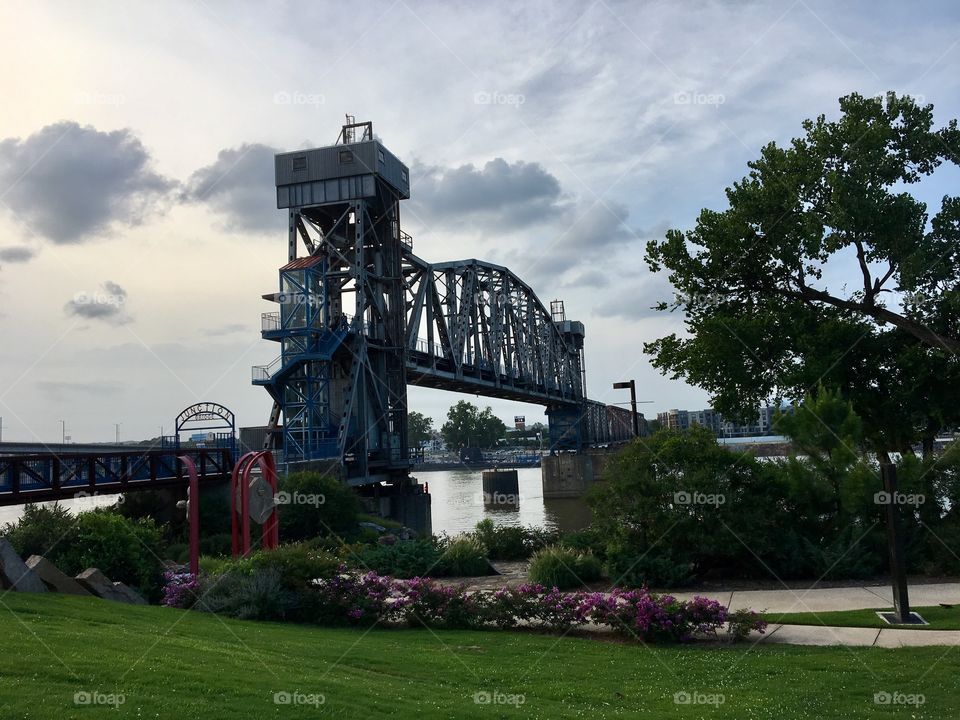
[441,400,506,449]
[644,92,960,459]
[407,411,434,447]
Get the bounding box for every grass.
[0,593,958,718]
[763,605,960,630]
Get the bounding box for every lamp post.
[612,380,640,437]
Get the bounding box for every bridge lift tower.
[254,119,412,488]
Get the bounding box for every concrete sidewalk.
[753,623,960,647]
[673,581,960,614]
[681,581,960,647]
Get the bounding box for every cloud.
[181,143,283,233]
[561,269,609,289]
[206,322,251,337]
[0,246,34,264]
[0,122,174,243]
[409,157,568,230]
[503,201,653,285]
[36,380,123,400]
[593,272,676,322]
[64,280,132,324]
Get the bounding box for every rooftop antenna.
[337,114,373,145]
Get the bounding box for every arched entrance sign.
[174,402,237,456]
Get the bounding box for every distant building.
[689,408,721,435]
[657,409,689,432]
[658,405,787,438]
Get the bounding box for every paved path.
[683,582,960,647]
[468,567,960,646]
[754,624,960,647]
[671,581,960,614]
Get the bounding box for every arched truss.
[401,251,585,406]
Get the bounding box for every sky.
[0,0,958,443]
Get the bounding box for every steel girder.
[401,252,585,407]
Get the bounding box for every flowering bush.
[161,570,201,609]
[313,567,405,626]
[165,563,767,642]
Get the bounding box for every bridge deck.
[405,351,580,406]
[0,448,233,506]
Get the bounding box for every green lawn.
[764,605,960,630]
[1,593,959,719]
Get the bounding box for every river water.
[419,467,592,536]
[0,467,589,537]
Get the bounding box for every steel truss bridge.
[253,120,639,485]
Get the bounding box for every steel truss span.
[402,254,584,405]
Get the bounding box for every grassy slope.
[0,593,957,719]
[764,605,960,630]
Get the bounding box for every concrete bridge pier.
[541,450,615,498]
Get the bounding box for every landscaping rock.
[0,537,47,593]
[75,568,131,603]
[111,581,147,605]
[25,556,90,595]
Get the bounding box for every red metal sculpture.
[230,450,280,557]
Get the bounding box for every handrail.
[261,312,281,331]
[252,355,283,381]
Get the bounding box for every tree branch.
[792,284,960,354]
[853,238,874,302]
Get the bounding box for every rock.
[75,568,131,603]
[25,556,90,595]
[359,521,387,533]
[111,581,147,605]
[0,537,47,593]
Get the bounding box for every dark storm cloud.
[0,246,34,263]
[410,158,567,229]
[64,280,131,324]
[561,269,610,289]
[181,143,283,233]
[508,200,644,285]
[0,122,174,243]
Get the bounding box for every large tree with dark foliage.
[644,92,960,459]
[441,400,506,449]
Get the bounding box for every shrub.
[605,550,694,589]
[161,571,201,609]
[403,577,482,629]
[278,472,360,542]
[438,537,490,577]
[472,519,559,560]
[559,528,606,558]
[311,568,405,626]
[185,563,767,642]
[197,569,298,620]
[57,510,165,599]
[358,539,444,579]
[247,542,340,588]
[2,503,77,565]
[528,545,602,590]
